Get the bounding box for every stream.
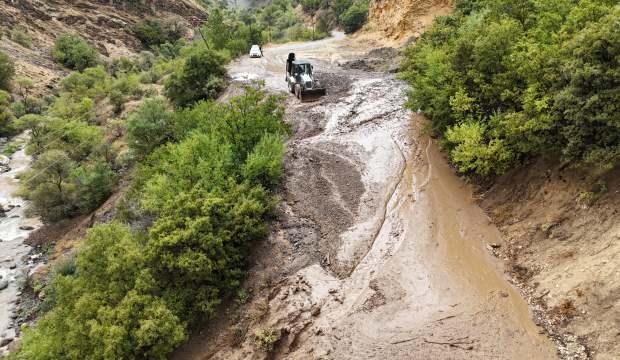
[0,133,41,351]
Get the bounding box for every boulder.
[0,280,9,290]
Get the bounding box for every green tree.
[339,0,368,33]
[20,150,76,221]
[0,90,15,135]
[53,34,100,71]
[164,46,227,107]
[126,98,175,157]
[0,51,15,90]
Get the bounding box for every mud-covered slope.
[0,0,205,93]
[368,0,453,40]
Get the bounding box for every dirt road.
[174,34,558,359]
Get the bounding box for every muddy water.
[0,134,40,350]
[177,33,557,359]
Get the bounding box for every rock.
[19,226,35,231]
[499,291,509,298]
[9,263,16,270]
[0,280,8,290]
[0,337,13,347]
[489,243,501,249]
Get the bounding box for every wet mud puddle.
[0,134,41,352]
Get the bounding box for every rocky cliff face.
[0,0,206,93]
[369,0,453,40]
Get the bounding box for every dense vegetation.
[300,0,370,33]
[401,0,620,176]
[8,2,290,357]
[12,88,287,360]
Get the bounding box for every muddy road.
[175,34,558,359]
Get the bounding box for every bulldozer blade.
[300,88,326,102]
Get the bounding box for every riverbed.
[0,134,41,351]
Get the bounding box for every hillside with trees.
[401,0,620,177]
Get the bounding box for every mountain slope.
[0,0,206,93]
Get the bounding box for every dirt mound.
[0,0,205,94]
[368,0,453,40]
[480,160,620,359]
[340,47,400,72]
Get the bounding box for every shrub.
[339,0,368,33]
[254,328,279,352]
[14,223,186,360]
[133,18,186,48]
[0,90,15,135]
[70,160,116,213]
[19,149,76,221]
[60,66,109,100]
[109,73,143,112]
[10,27,32,48]
[164,46,227,107]
[52,34,100,71]
[126,97,174,157]
[0,50,15,90]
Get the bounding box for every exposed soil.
[368,0,453,42]
[480,160,620,359]
[172,34,558,360]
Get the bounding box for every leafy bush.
[0,50,15,90]
[52,34,100,71]
[13,224,186,360]
[60,66,109,100]
[0,90,15,135]
[254,328,279,352]
[109,73,143,112]
[164,46,227,107]
[339,0,369,33]
[19,150,76,221]
[133,18,186,48]
[126,97,174,157]
[401,0,620,176]
[10,27,32,48]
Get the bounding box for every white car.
[249,45,262,58]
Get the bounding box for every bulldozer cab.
[294,62,312,76]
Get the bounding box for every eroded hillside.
[369,0,453,40]
[0,0,205,93]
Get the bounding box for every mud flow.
[174,34,558,359]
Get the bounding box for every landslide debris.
[368,0,453,40]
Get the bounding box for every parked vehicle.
[249,45,262,58]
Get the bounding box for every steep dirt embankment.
[0,0,205,94]
[480,161,620,359]
[368,0,453,40]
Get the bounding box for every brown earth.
[368,0,453,41]
[0,0,205,94]
[479,160,620,360]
